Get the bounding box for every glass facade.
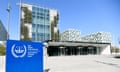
[20,3,59,42]
[32,6,50,41]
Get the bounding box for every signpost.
[6,40,43,72]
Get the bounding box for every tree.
[20,7,32,41]
[51,14,59,41]
[0,45,6,55]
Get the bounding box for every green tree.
[0,46,6,55]
[51,14,59,41]
[22,7,32,24]
[20,7,32,41]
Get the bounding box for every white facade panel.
[61,29,81,41]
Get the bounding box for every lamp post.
[6,1,11,40]
[19,0,22,40]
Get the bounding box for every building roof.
[48,41,111,47]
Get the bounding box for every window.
[44,25,50,32]
[32,12,35,15]
[40,13,44,16]
[32,15,35,18]
[46,17,49,21]
[37,16,39,19]
[39,8,43,13]
[47,14,49,17]
[40,17,44,19]
[37,12,40,15]
[45,33,50,40]
[44,9,49,13]
[32,32,35,41]
[32,7,36,11]
[37,8,39,11]
[32,24,36,32]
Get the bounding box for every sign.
[6,40,43,72]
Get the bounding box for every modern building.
[0,20,7,41]
[47,41,111,56]
[19,3,112,56]
[20,3,59,42]
[46,29,112,56]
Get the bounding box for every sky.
[0,0,120,46]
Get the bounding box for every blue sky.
[0,0,120,45]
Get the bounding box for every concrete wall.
[101,45,111,54]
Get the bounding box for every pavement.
[1,55,120,72]
[45,55,120,72]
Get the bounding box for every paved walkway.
[1,55,120,72]
[45,55,120,72]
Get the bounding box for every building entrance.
[48,46,98,56]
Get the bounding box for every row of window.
[32,18,50,24]
[32,7,49,13]
[32,24,50,33]
[32,15,49,20]
[32,24,50,29]
[32,33,50,41]
[32,28,50,33]
[32,12,49,16]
